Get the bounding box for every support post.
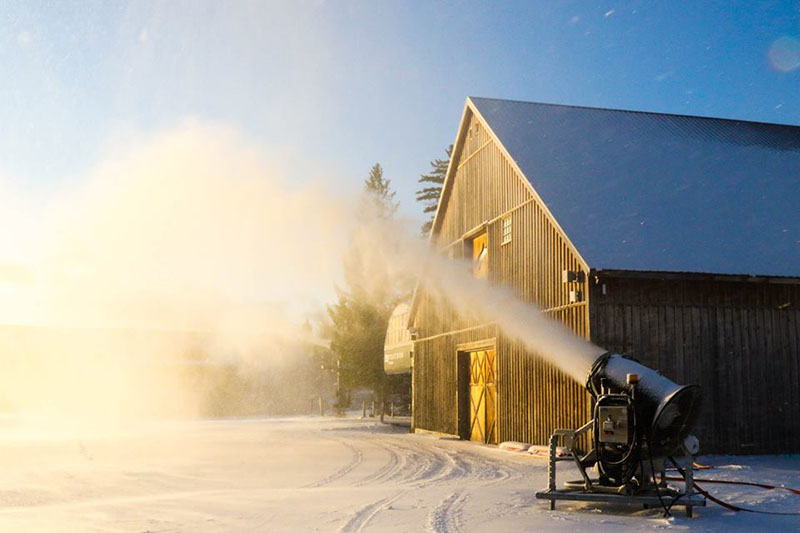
[683,449,695,517]
[548,433,558,492]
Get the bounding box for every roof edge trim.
[592,268,800,284]
[465,97,592,271]
[468,96,800,130]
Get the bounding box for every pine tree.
[327,163,402,407]
[327,295,388,394]
[415,145,452,235]
[363,163,398,219]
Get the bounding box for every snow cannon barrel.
[586,352,701,456]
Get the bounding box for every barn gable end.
[411,100,593,444]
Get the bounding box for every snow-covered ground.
[0,415,797,532]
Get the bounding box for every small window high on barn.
[501,215,512,245]
[472,232,489,279]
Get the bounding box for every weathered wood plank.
[589,278,800,454]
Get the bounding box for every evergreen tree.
[327,163,402,407]
[415,145,452,235]
[327,295,389,394]
[363,163,398,219]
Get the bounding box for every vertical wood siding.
[413,325,496,436]
[590,276,800,454]
[414,110,593,444]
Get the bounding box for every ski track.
[386,437,465,488]
[411,447,450,485]
[309,430,523,532]
[389,439,444,486]
[354,436,454,488]
[466,451,515,487]
[354,439,402,486]
[422,445,480,486]
[352,432,521,488]
[306,438,363,488]
[376,436,522,489]
[427,490,468,533]
[338,492,403,533]
[444,445,523,487]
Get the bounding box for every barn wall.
[413,325,496,436]
[590,276,800,454]
[413,109,593,444]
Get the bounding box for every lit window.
[501,215,512,245]
[472,232,489,279]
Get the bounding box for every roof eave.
[592,268,800,284]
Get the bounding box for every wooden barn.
[409,97,800,454]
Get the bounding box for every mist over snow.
[0,119,605,425]
[0,121,357,422]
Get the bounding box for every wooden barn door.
[468,348,497,444]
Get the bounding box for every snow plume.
[0,121,351,425]
[346,220,605,383]
[0,119,601,428]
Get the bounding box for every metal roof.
[469,97,800,277]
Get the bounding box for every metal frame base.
[536,423,706,518]
[535,488,706,517]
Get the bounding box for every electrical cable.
[663,476,800,495]
[664,491,686,516]
[648,443,670,518]
[668,458,800,516]
[662,456,688,516]
[691,483,800,516]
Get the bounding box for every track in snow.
[354,439,404,486]
[427,490,468,533]
[325,431,524,532]
[334,431,522,490]
[338,492,404,533]
[3,417,798,532]
[306,438,363,488]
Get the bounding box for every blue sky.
[2,0,799,221]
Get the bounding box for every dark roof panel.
[470,97,800,276]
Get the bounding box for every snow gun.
[536,352,706,517]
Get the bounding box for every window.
[472,232,489,279]
[501,215,512,245]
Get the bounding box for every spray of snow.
[0,121,352,424]
[346,219,605,383]
[0,120,602,428]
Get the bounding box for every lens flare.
[767,35,800,72]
